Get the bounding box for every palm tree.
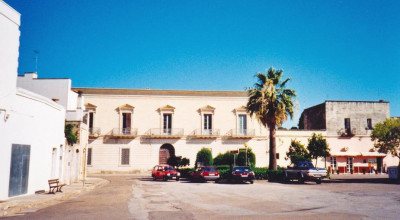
[246,67,296,170]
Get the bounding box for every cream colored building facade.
[76,88,325,173]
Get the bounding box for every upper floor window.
[344,118,351,134]
[85,103,97,134]
[367,119,373,130]
[163,113,172,134]
[203,114,212,134]
[117,104,135,135]
[238,114,247,135]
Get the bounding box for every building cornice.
[73,88,248,97]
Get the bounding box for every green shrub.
[195,148,213,168]
[218,169,230,179]
[253,167,268,180]
[236,148,256,168]
[266,169,285,182]
[177,168,194,178]
[214,151,234,166]
[215,165,231,170]
[167,155,190,167]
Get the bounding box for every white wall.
[17,73,78,110]
[0,89,65,200]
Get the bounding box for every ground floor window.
[87,148,92,166]
[330,157,337,170]
[347,157,353,173]
[121,148,130,165]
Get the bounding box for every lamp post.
[244,142,248,166]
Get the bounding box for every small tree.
[307,133,330,167]
[65,123,77,146]
[214,151,235,167]
[236,148,256,168]
[195,148,213,168]
[286,139,311,164]
[167,155,190,168]
[371,118,400,162]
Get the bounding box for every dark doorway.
[377,157,382,173]
[9,144,31,197]
[159,144,175,165]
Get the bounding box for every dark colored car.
[284,161,327,184]
[190,166,220,182]
[152,165,181,181]
[229,166,255,184]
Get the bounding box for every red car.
[190,166,220,182]
[152,165,180,181]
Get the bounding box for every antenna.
[33,50,39,72]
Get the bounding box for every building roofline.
[72,87,248,97]
[325,100,389,103]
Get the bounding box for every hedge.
[177,168,195,178]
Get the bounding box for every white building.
[17,72,89,184]
[0,1,65,200]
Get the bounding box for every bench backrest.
[48,179,59,186]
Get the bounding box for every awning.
[330,152,361,157]
[330,152,387,157]
[360,152,387,157]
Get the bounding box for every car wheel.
[176,177,180,181]
[250,180,254,184]
[316,178,322,184]
[153,177,157,181]
[163,176,168,181]
[297,173,304,184]
[215,179,219,183]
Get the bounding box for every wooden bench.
[48,179,66,194]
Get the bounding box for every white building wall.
[17,73,78,110]
[0,1,66,200]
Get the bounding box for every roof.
[330,152,387,157]
[325,100,389,104]
[73,88,247,97]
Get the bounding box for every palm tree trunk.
[269,125,277,170]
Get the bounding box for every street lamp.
[244,142,248,166]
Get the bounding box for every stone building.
[301,100,390,136]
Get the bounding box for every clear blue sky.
[6,0,400,128]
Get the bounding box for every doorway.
[159,144,175,165]
[377,157,382,173]
[9,144,31,197]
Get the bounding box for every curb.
[0,178,109,217]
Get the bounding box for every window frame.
[120,148,131,166]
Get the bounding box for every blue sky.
[6,0,400,128]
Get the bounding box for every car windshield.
[163,166,175,171]
[204,167,217,172]
[297,161,314,168]
[233,167,251,172]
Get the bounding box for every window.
[276,153,280,160]
[238,114,247,135]
[346,157,353,172]
[330,157,337,170]
[163,114,172,134]
[122,113,131,134]
[203,114,212,134]
[121,148,130,165]
[367,119,373,130]
[89,112,94,134]
[344,118,351,134]
[87,148,92,165]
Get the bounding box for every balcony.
[88,127,101,139]
[227,129,255,139]
[143,128,184,139]
[107,128,138,139]
[189,129,220,139]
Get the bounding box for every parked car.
[229,166,255,184]
[284,161,327,184]
[152,165,180,181]
[190,166,220,182]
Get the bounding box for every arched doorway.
[159,144,175,165]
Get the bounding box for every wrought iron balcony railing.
[88,127,101,138]
[108,128,138,139]
[227,128,255,139]
[143,128,184,139]
[189,129,220,138]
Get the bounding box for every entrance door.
[377,157,382,173]
[346,157,353,173]
[159,144,175,164]
[9,144,31,197]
